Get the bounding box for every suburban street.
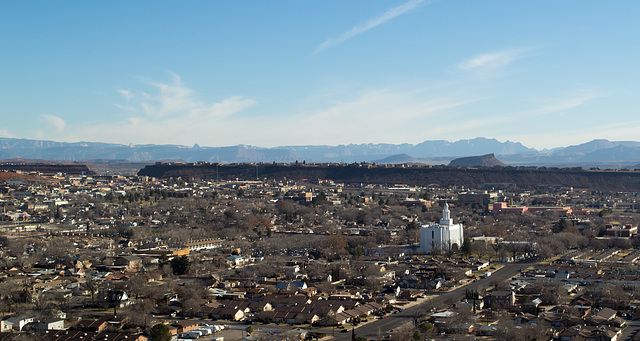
[329,259,537,340]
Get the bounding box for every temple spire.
[440,202,453,226]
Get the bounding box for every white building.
[3,315,34,331]
[420,203,464,254]
[34,318,65,331]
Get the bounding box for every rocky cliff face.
[0,161,93,175]
[137,163,640,192]
[449,154,506,167]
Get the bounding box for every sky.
[1,1,639,150]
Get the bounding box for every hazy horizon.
[1,135,632,154]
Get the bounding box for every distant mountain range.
[1,137,640,169]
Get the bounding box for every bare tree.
[492,320,553,341]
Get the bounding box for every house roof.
[596,307,617,320]
[173,319,199,328]
[42,330,145,341]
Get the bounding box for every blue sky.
[1,1,639,150]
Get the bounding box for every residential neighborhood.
[0,166,640,340]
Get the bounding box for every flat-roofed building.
[605,223,638,238]
[184,239,222,252]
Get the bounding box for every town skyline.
[2,1,639,149]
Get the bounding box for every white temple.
[419,203,464,254]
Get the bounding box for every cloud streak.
[117,89,133,102]
[61,73,260,146]
[429,90,601,142]
[459,48,532,71]
[42,114,66,132]
[116,73,257,121]
[277,88,478,145]
[315,0,425,53]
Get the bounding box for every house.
[398,289,421,300]
[514,313,538,324]
[172,319,200,334]
[74,315,128,332]
[595,308,617,321]
[587,307,618,326]
[113,256,143,271]
[557,325,621,341]
[564,282,579,293]
[430,310,463,331]
[476,324,497,336]
[471,260,490,271]
[248,301,273,312]
[3,315,34,331]
[210,307,245,321]
[197,301,223,316]
[1,318,11,332]
[522,297,542,312]
[396,275,422,289]
[109,290,133,308]
[284,265,300,278]
[73,317,109,331]
[288,312,319,325]
[197,300,248,321]
[509,279,530,292]
[484,290,516,308]
[326,312,351,325]
[276,282,308,291]
[4,211,31,221]
[227,255,247,266]
[455,299,484,312]
[34,318,66,330]
[542,311,583,328]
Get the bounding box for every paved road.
[329,259,537,341]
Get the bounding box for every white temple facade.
[420,203,464,254]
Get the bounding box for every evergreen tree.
[149,323,172,341]
[170,255,191,275]
[461,238,472,258]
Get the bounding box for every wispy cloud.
[458,48,532,71]
[116,72,257,121]
[429,90,601,141]
[68,73,259,146]
[84,80,474,147]
[276,88,477,145]
[42,114,66,132]
[315,0,425,53]
[117,89,133,102]
[522,90,601,117]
